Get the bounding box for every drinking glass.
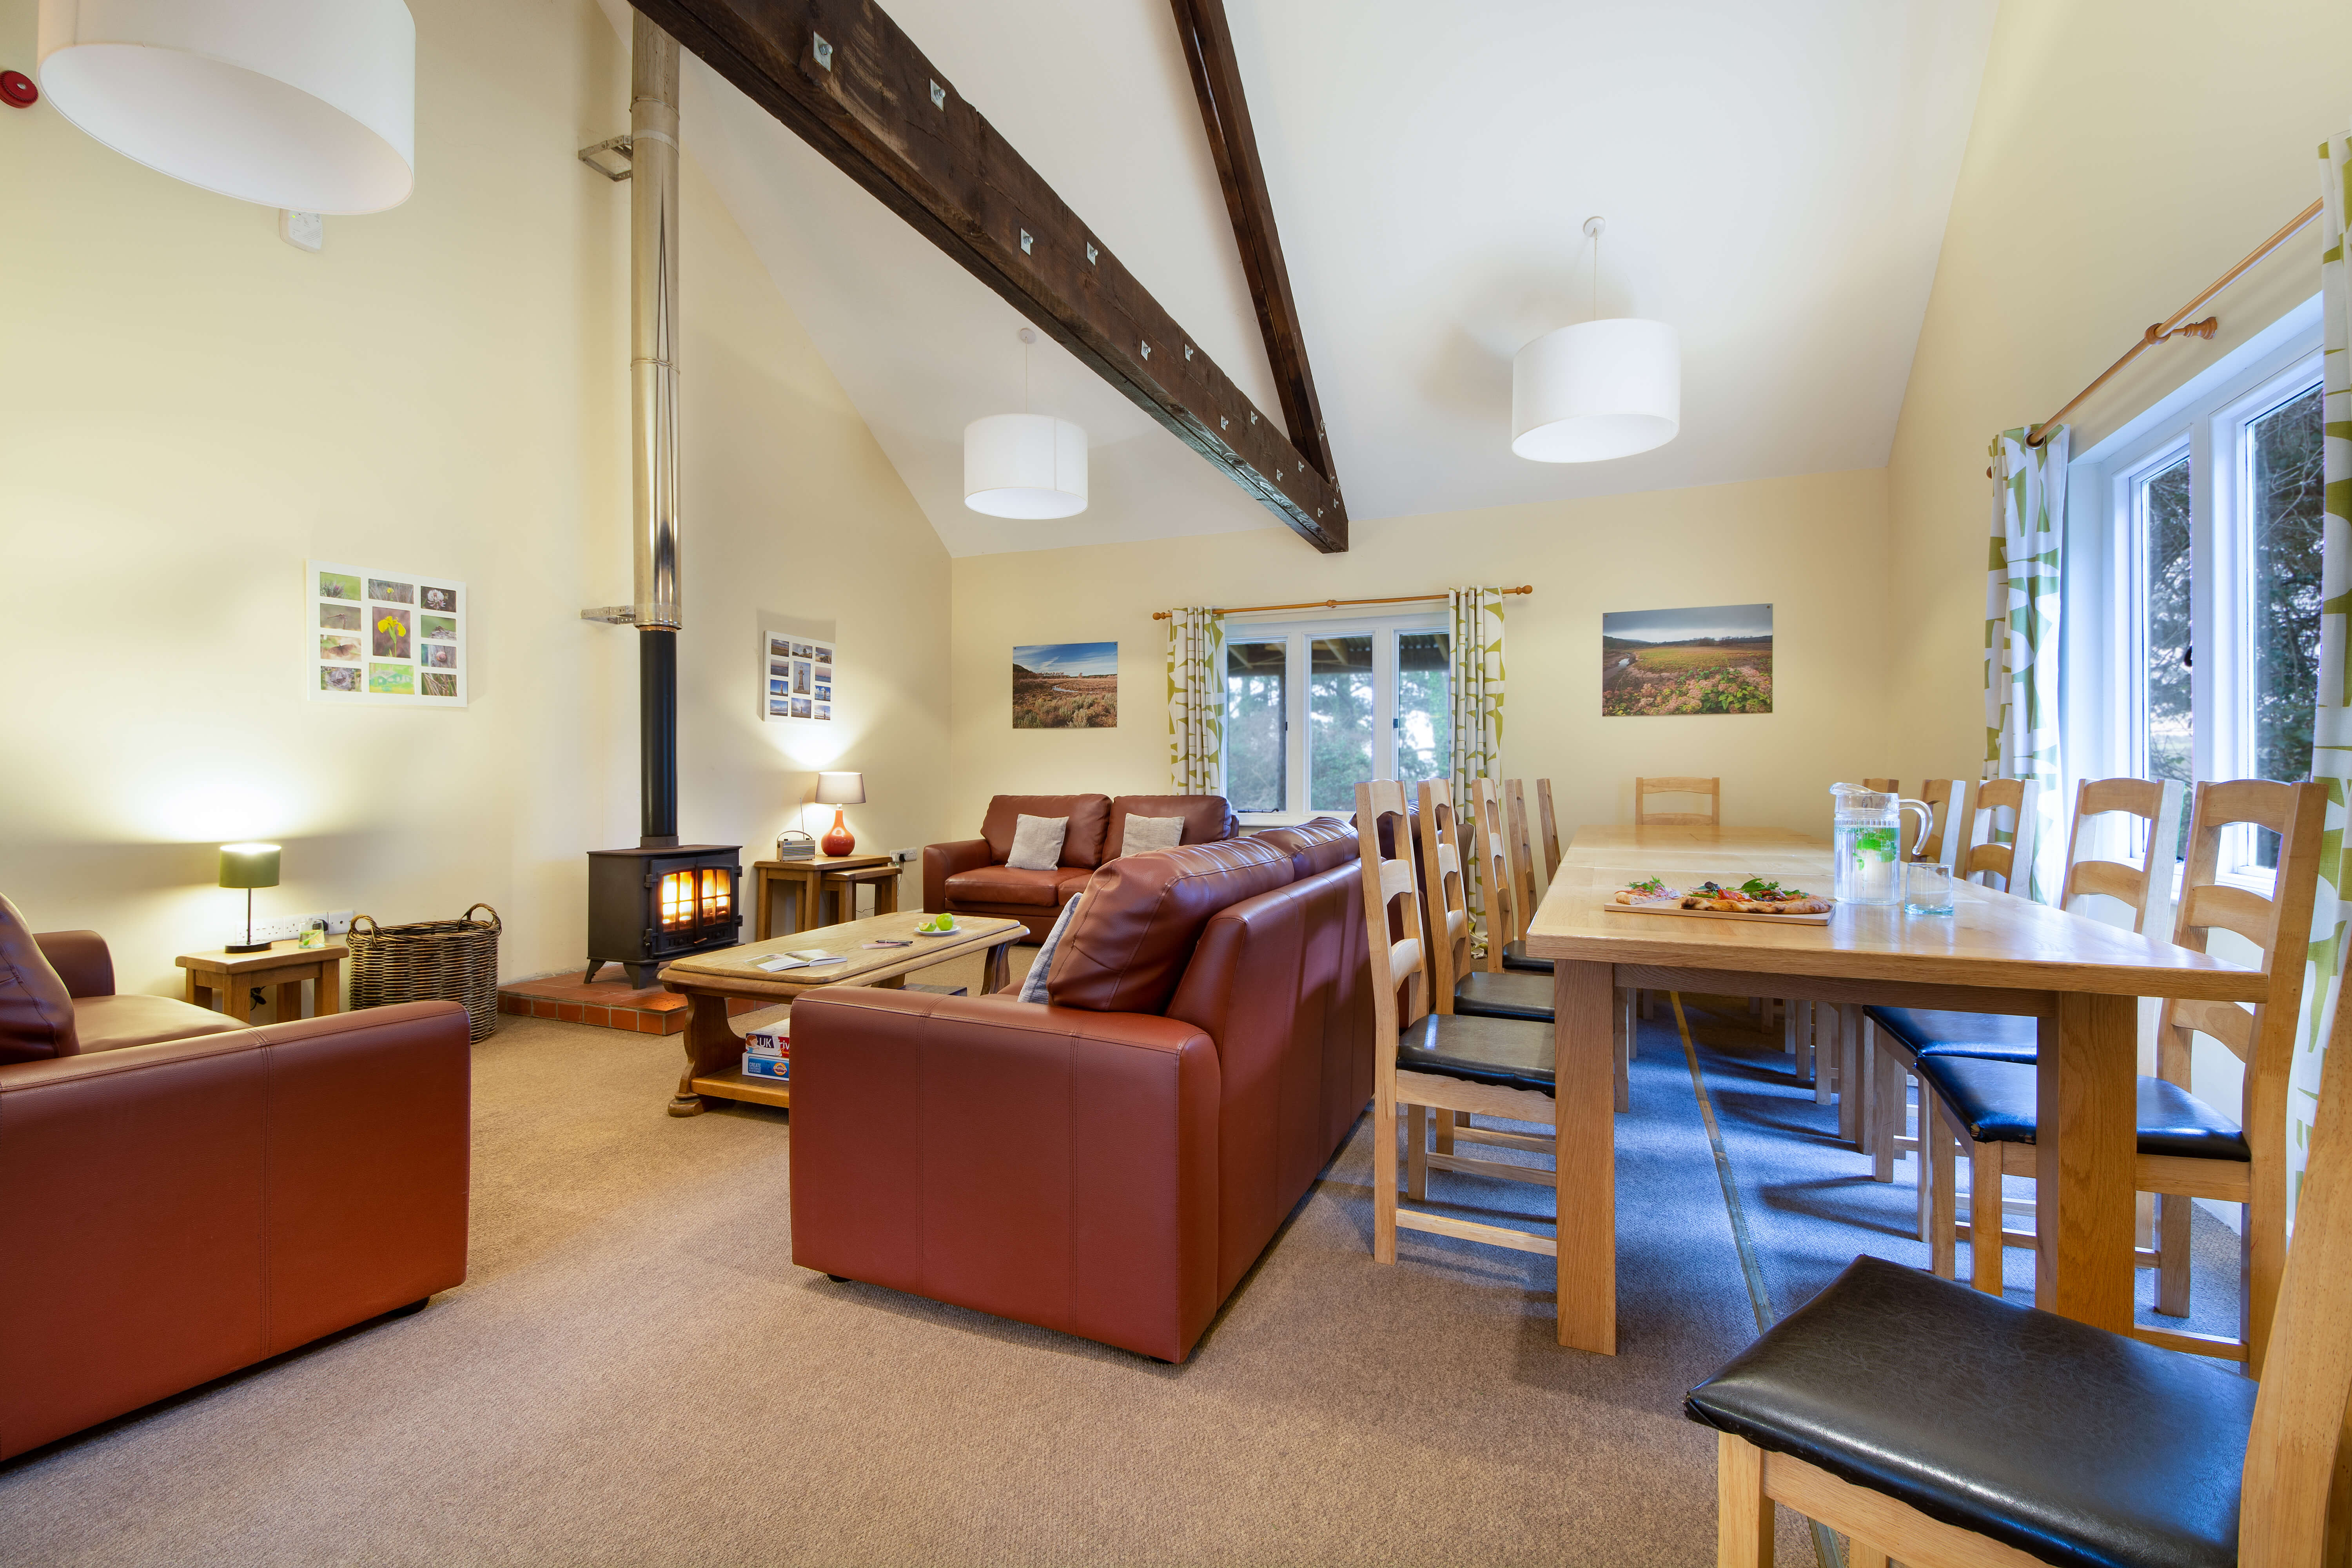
[1903,861,1955,915]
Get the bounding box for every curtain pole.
[1152,585,1532,621]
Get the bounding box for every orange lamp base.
[820,808,855,857]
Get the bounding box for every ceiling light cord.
[1585,214,1606,323]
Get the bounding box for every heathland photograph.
[1601,603,1773,716]
[1013,642,1118,728]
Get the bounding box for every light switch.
[279,210,323,252]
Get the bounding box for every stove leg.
[626,960,658,989]
[583,961,604,985]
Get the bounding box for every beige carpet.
[0,961,1821,1566]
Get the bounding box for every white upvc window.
[2065,297,2323,882]
[1221,610,1451,824]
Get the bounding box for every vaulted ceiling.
[614,0,1999,556]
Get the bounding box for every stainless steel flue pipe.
[630,13,681,632]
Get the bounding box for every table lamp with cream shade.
[815,772,865,857]
[219,842,281,953]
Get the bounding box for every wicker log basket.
[347,904,501,1043]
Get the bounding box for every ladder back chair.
[1860,777,1899,794]
[1633,775,1720,826]
[1910,779,2323,1375]
[1873,778,2184,1228]
[1692,958,2352,1568]
[1906,777,1969,866]
[1358,781,1575,1343]
[1424,783,1552,1023]
[1959,777,2038,895]
[1535,778,1562,881]
[1501,779,1555,978]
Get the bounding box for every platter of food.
[1603,877,1833,925]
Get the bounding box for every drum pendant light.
[1511,217,1680,463]
[37,0,417,215]
[964,328,1088,519]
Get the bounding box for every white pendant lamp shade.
[38,0,417,214]
[1511,317,1681,463]
[964,413,1088,520]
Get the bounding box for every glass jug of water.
[1829,784,1933,906]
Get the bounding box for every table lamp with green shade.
[816,772,865,857]
[219,842,281,953]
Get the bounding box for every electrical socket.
[233,911,353,945]
[325,909,354,935]
[894,847,918,863]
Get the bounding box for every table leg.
[755,868,774,942]
[2036,992,2136,1331]
[981,938,1012,997]
[668,989,741,1116]
[876,875,898,918]
[214,977,248,1021]
[317,959,341,1014]
[1555,960,1617,1353]
[275,978,304,1022]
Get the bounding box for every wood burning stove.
[586,845,740,988]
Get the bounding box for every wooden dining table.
[1521,822,2266,1356]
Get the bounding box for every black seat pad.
[1397,1012,1554,1098]
[1454,969,1554,1023]
[1915,1054,2249,1160]
[1686,1255,2252,1568]
[1501,939,1553,974]
[1867,1005,2039,1063]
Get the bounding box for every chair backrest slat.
[1417,781,1472,1013]
[1506,779,1545,916]
[2058,776,2183,936]
[1635,775,1720,827]
[1535,779,1562,879]
[1862,777,1899,794]
[1910,778,1967,867]
[2238,970,2352,1562]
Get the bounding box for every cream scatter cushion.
[1005,814,1069,871]
[1120,815,1187,856]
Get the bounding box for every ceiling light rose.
[37,0,417,215]
[1511,216,1680,463]
[965,328,1088,519]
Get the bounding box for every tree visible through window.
[2250,384,2324,792]
[1218,618,1450,814]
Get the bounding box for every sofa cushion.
[982,795,1111,869]
[1251,818,1357,878]
[1048,838,1294,1015]
[71,994,250,1053]
[1118,815,1187,856]
[0,892,78,1063]
[1105,795,1236,859]
[944,866,1065,908]
[1055,868,1092,903]
[1005,814,1068,871]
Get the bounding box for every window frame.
[2063,294,2323,886]
[1221,608,1450,825]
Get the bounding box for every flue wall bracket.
[579,136,635,181]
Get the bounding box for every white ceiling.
[619,0,1999,556]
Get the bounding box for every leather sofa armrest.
[32,931,113,999]
[786,988,1221,1361]
[924,838,995,911]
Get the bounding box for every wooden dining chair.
[1875,777,2184,1239]
[1535,778,1562,881]
[1633,775,1719,826]
[1959,777,2038,896]
[1500,779,1555,978]
[1907,778,1968,866]
[1911,779,2324,1374]
[1860,776,1898,794]
[1422,781,1552,1024]
[1359,780,1570,1327]
[1691,960,2352,1567]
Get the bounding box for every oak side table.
[751,854,898,940]
[177,940,347,1025]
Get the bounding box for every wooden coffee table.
[658,911,1025,1116]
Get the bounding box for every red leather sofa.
[0,895,470,1459]
[923,793,1240,941]
[792,818,1367,1362]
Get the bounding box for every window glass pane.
[1308,635,1375,811]
[1224,640,1287,813]
[2141,452,2193,859]
[1395,632,1451,787]
[2250,383,2324,787]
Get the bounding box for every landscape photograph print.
[1601,603,1773,715]
[1013,642,1118,728]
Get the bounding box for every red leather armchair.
[923,793,1240,941]
[792,819,1369,1362]
[0,895,470,1459]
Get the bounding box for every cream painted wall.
[949,470,1891,845]
[0,0,949,995]
[1885,0,2352,779]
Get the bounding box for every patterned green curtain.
[2291,132,2352,1204]
[1166,607,1225,793]
[1448,588,1507,941]
[1984,426,2068,902]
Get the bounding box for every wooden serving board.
[1601,900,1832,926]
